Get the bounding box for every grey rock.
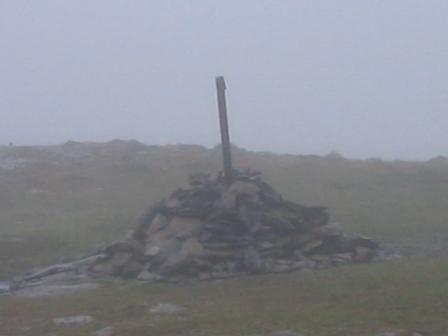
[53,315,93,327]
[137,271,165,282]
[300,240,323,253]
[160,237,205,274]
[121,260,144,277]
[14,283,99,298]
[110,252,133,268]
[315,222,343,235]
[73,254,107,267]
[259,241,274,249]
[243,247,263,272]
[213,191,237,209]
[353,247,373,262]
[92,326,114,336]
[229,180,259,196]
[149,303,185,314]
[102,240,143,256]
[144,245,161,257]
[0,282,10,294]
[146,214,169,235]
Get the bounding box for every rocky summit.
[11,169,385,290]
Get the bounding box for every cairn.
[10,169,384,291]
[91,170,382,280]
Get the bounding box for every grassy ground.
[1,143,448,335]
[1,261,448,336]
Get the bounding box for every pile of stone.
[11,170,384,289]
[129,170,382,280]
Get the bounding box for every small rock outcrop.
[11,170,386,290]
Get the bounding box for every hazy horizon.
[1,1,447,160]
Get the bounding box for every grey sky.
[1,1,447,160]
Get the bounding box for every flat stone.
[92,326,114,336]
[14,283,100,298]
[315,222,343,235]
[146,214,169,235]
[229,181,259,196]
[149,303,185,314]
[353,247,373,262]
[53,315,94,327]
[0,282,10,294]
[332,253,352,261]
[110,252,133,268]
[90,262,115,275]
[73,254,107,267]
[300,240,323,253]
[259,241,274,249]
[137,271,165,282]
[102,240,142,256]
[144,245,161,257]
[121,261,144,277]
[213,191,237,209]
[243,247,263,272]
[160,238,205,273]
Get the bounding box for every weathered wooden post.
[215,76,233,185]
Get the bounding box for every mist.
[1,0,447,160]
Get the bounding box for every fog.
[1,1,447,160]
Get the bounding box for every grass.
[1,261,448,335]
[1,144,448,335]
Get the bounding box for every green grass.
[1,261,447,335]
[1,145,448,335]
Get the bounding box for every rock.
[353,247,373,262]
[121,260,144,278]
[213,191,237,209]
[149,217,202,241]
[125,230,135,240]
[144,245,161,257]
[90,262,115,275]
[198,272,212,280]
[0,282,10,294]
[271,331,304,336]
[229,181,259,196]
[315,222,343,235]
[243,247,263,272]
[137,271,165,282]
[146,214,169,236]
[110,252,133,268]
[259,241,274,249]
[21,263,75,282]
[145,239,180,265]
[160,237,205,274]
[149,303,185,314]
[331,252,352,261]
[271,260,307,273]
[14,283,99,298]
[300,240,323,254]
[73,254,107,267]
[92,327,114,336]
[102,240,143,256]
[53,315,93,327]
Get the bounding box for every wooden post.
[216,76,233,184]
